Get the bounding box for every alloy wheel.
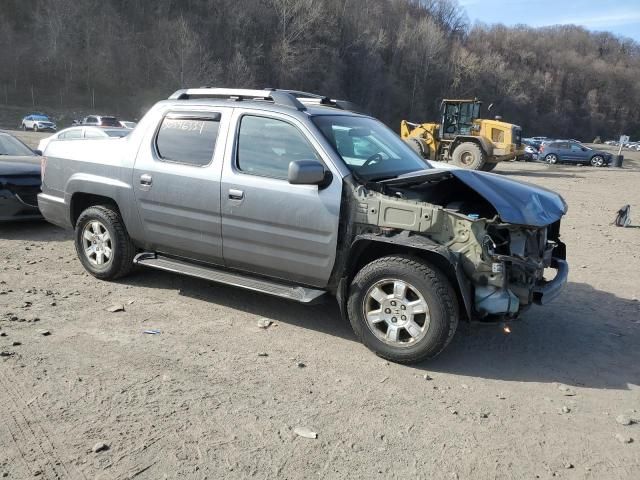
[363,279,430,347]
[81,221,113,266]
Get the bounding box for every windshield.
[0,134,36,156]
[312,115,430,180]
[32,115,50,121]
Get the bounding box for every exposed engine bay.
[351,168,568,320]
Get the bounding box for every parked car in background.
[37,126,130,153]
[539,140,611,167]
[119,121,137,129]
[0,131,42,221]
[81,115,121,127]
[522,144,539,161]
[523,137,549,150]
[21,114,57,132]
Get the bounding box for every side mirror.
[581,147,587,151]
[288,160,329,186]
[33,149,43,156]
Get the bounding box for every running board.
[134,253,327,304]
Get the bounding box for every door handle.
[140,174,153,186]
[228,189,244,200]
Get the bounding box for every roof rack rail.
[168,88,307,111]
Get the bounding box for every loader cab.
[440,99,481,139]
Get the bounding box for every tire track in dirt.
[0,368,85,479]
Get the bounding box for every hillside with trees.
[1,0,639,139]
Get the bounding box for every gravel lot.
[1,132,640,479]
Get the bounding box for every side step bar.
[134,253,327,304]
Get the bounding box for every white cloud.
[533,10,640,29]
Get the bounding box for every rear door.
[132,107,231,265]
[554,142,570,161]
[220,110,342,287]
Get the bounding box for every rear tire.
[545,154,558,164]
[451,142,485,170]
[347,255,459,364]
[74,205,136,280]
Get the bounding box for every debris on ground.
[616,414,632,426]
[257,318,273,329]
[106,304,125,313]
[558,385,576,396]
[143,330,161,335]
[37,330,51,336]
[92,442,110,453]
[615,434,633,444]
[293,427,318,439]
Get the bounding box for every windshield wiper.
[368,174,399,182]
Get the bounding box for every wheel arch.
[70,192,121,227]
[340,236,473,322]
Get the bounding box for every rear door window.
[84,129,105,139]
[155,113,221,166]
[61,129,82,139]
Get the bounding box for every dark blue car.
[539,140,611,167]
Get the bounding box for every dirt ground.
[1,132,640,479]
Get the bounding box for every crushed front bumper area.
[532,257,569,305]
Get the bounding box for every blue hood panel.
[382,168,567,227]
[450,170,567,227]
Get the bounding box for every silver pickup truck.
[38,88,568,363]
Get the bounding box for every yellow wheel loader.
[400,99,524,171]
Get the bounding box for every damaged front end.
[350,168,568,320]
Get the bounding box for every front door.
[132,108,231,265]
[568,142,587,163]
[220,112,342,287]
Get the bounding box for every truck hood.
[380,168,567,227]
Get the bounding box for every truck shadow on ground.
[427,281,640,390]
[124,271,639,391]
[0,220,70,242]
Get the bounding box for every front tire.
[481,162,498,172]
[74,205,136,280]
[451,142,485,170]
[590,155,605,167]
[33,124,39,132]
[347,255,459,364]
[404,137,431,160]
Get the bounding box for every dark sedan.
[0,132,42,221]
[539,140,611,167]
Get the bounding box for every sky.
[460,0,640,42]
